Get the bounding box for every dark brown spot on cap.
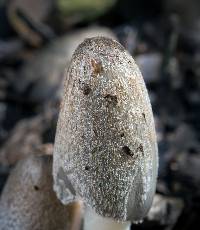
[91,59,103,76]
[142,113,146,122]
[122,146,133,157]
[137,144,144,155]
[85,166,90,171]
[104,94,118,106]
[34,185,39,191]
[83,85,91,95]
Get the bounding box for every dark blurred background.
[0,0,200,229]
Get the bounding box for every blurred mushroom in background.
[0,149,82,230]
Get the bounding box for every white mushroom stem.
[84,207,131,230]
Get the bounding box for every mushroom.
[0,152,82,230]
[53,37,158,230]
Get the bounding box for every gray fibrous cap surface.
[53,37,158,221]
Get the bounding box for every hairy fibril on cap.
[53,37,158,223]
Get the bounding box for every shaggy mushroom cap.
[53,37,158,222]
